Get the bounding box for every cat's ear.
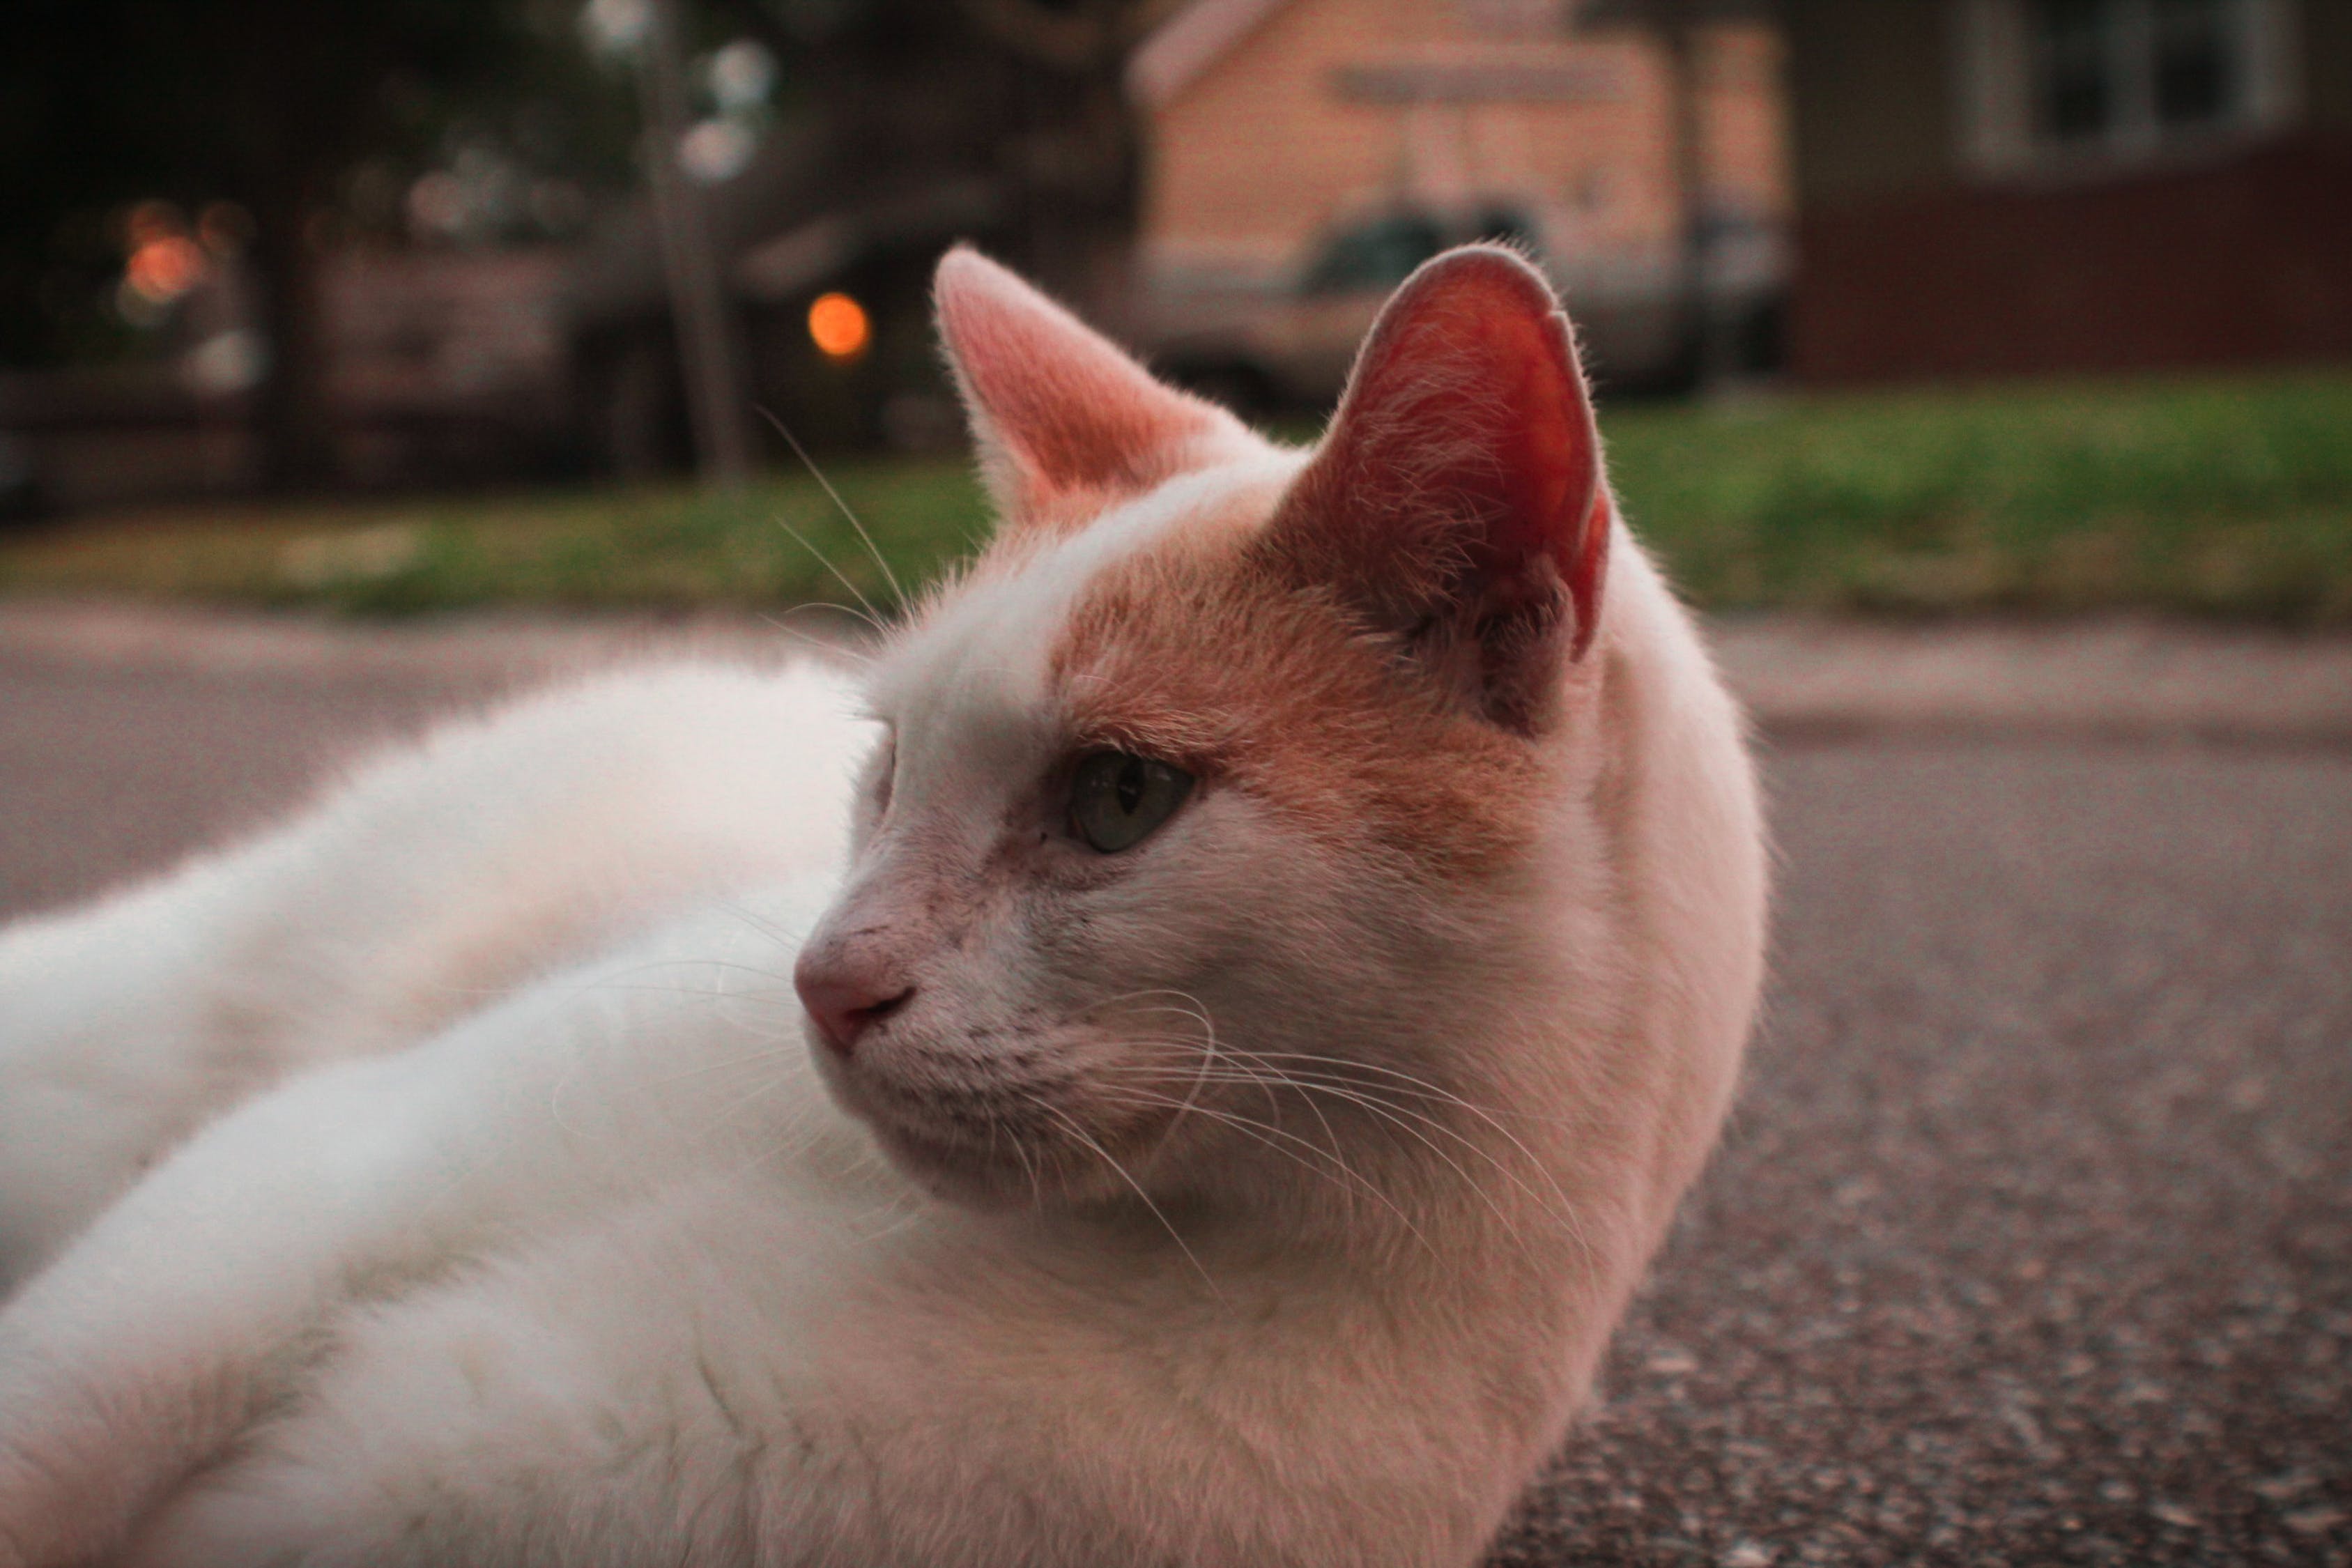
[934,246,1247,528]
[1264,246,1611,733]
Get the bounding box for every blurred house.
[1125,0,1791,399]
[0,247,576,510]
[1785,0,2352,381]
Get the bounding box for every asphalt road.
[2,645,2347,1567]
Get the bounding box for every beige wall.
[1139,0,1788,284]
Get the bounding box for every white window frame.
[1953,0,2301,179]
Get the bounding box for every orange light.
[808,292,870,361]
[126,236,208,304]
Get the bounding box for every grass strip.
[4,369,2347,623]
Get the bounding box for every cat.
[0,244,1766,1568]
[0,660,870,1294]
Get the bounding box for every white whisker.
[755,405,907,606]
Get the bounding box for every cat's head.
[797,245,1617,1215]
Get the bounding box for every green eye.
[1069,751,1194,854]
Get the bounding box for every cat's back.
[8,656,873,1032]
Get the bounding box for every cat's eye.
[1068,751,1193,854]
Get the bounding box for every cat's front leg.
[0,1051,449,1568]
[0,894,854,1568]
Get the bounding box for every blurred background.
[0,0,2343,620]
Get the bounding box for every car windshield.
[1303,215,1445,293]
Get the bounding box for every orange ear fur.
[932,247,1247,529]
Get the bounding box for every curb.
[5,600,2350,746]
[1712,617,2352,747]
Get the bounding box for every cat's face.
[795,247,1613,1211]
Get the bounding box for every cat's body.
[0,248,1765,1568]
[0,661,869,1290]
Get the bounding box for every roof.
[1126,0,1781,108]
[1125,0,1296,110]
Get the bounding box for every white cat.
[0,661,870,1294]
[0,245,1765,1568]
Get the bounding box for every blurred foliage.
[1,0,1177,371]
[0,0,581,367]
[4,370,2349,624]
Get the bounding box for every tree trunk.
[1016,61,1140,324]
[956,0,1162,323]
[248,185,338,492]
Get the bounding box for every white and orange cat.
[0,246,1764,1567]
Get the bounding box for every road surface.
[2,631,2346,1567]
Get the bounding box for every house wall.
[2311,0,2352,131]
[1786,0,2352,381]
[1784,0,1950,201]
[1139,0,1785,287]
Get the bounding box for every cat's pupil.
[1068,751,1192,853]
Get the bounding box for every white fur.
[0,291,1765,1568]
[0,661,869,1289]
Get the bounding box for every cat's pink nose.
[794,955,912,1057]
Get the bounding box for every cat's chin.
[863,1121,1048,1210]
[841,1093,1181,1213]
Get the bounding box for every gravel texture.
[3,625,2347,1567]
[1491,739,2352,1567]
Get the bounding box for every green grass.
[4,369,2349,622]
[0,458,988,620]
[1606,369,2352,622]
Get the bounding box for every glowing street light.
[808,293,870,361]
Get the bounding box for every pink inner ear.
[935,249,1234,522]
[1291,249,1609,661]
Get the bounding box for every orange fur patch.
[1044,515,1555,879]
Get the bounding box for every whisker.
[1073,1083,1431,1255]
[1231,1059,1597,1271]
[1246,1068,1546,1253]
[1239,1051,1595,1129]
[755,606,876,666]
[1029,1099,1223,1301]
[1091,1054,1589,1268]
[755,405,907,606]
[636,1045,804,1088]
[766,506,886,627]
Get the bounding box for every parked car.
[1133,204,1785,413]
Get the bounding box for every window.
[2036,0,2116,144]
[2031,0,2248,145]
[2151,0,2239,125]
[1956,0,2298,174]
